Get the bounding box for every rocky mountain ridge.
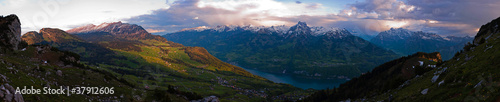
[23,21,304,101]
[164,21,399,78]
[304,16,500,102]
[370,28,472,60]
[179,22,345,38]
[66,21,163,40]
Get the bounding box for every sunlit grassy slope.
[0,45,190,101]
[22,28,305,101]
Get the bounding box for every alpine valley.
[1,11,499,102]
[163,22,400,79]
[8,15,311,101]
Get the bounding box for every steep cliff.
[0,14,21,52]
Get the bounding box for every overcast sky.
[1,0,500,36]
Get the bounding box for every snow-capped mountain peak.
[268,25,289,34]
[310,26,342,36]
[374,28,448,41]
[295,21,308,28]
[175,21,348,38]
[180,26,210,32]
[67,21,124,34]
[382,28,413,39]
[66,24,97,34]
[287,21,312,35]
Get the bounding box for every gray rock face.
[0,14,21,52]
[431,75,440,83]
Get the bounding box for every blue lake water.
[241,67,348,90]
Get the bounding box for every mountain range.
[164,21,400,78]
[304,16,500,102]
[3,12,499,101]
[370,28,472,60]
[20,20,306,101]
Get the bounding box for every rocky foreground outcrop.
[0,14,21,52]
[0,14,24,102]
[0,73,24,102]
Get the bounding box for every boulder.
[421,88,428,95]
[56,70,63,76]
[431,75,439,83]
[438,80,445,87]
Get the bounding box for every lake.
[241,67,348,90]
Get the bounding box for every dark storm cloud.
[334,0,500,36]
[405,0,500,26]
[403,0,500,36]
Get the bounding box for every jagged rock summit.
[285,21,312,38]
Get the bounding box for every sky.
[1,0,500,37]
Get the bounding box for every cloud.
[3,0,496,37]
[0,0,168,34]
[126,0,332,34]
[332,0,500,36]
[145,29,166,33]
[306,3,322,10]
[125,0,497,37]
[346,0,416,19]
[405,0,500,26]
